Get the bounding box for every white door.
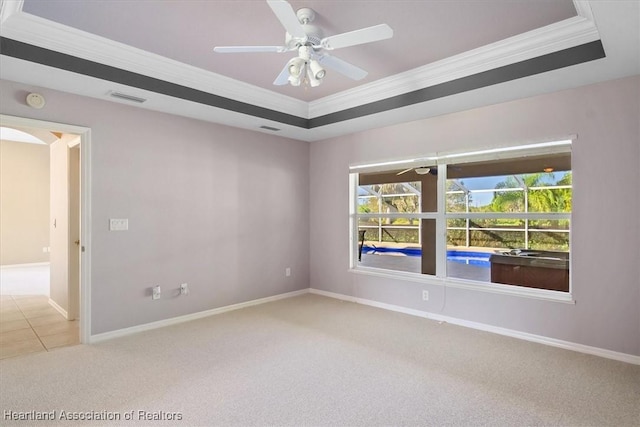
[49,136,81,320]
[68,143,81,320]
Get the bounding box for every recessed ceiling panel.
[21,0,577,102]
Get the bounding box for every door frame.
[1,114,92,344]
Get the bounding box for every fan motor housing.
[285,23,323,48]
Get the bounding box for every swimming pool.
[446,250,491,267]
[361,246,491,267]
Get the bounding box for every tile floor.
[0,295,79,360]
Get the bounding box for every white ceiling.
[0,0,638,141]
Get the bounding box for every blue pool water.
[446,251,491,267]
[362,246,491,268]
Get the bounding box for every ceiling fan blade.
[317,54,368,81]
[397,168,413,176]
[214,46,288,53]
[267,0,307,40]
[320,24,393,50]
[273,63,290,86]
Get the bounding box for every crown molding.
[1,0,599,122]
[573,0,596,22]
[0,0,21,22]
[0,0,609,134]
[0,4,308,118]
[309,3,600,118]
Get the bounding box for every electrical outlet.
[422,290,429,301]
[180,283,189,296]
[109,218,129,231]
[152,285,161,300]
[285,267,291,277]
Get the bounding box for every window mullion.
[358,213,438,219]
[436,163,447,278]
[349,173,358,269]
[445,212,570,220]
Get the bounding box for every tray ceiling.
[20,0,577,102]
[1,1,638,141]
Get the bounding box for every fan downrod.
[296,8,315,24]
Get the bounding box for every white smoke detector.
[26,93,46,109]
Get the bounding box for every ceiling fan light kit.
[213,0,393,88]
[287,56,306,86]
[309,60,326,80]
[285,45,325,86]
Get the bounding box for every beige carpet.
[1,294,638,426]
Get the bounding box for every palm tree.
[490,172,572,249]
[491,175,527,212]
[491,173,571,213]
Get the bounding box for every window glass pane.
[382,192,420,215]
[358,217,379,230]
[381,219,420,243]
[357,194,379,214]
[447,217,525,282]
[446,218,570,291]
[527,171,572,213]
[447,218,526,248]
[528,219,570,231]
[448,175,527,213]
[489,249,570,292]
[468,228,525,250]
[448,171,572,213]
[529,220,570,251]
[358,168,436,214]
[446,185,471,213]
[358,218,434,275]
[355,149,571,293]
[446,249,492,282]
[445,152,571,292]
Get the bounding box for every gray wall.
[2,75,638,357]
[310,75,640,357]
[0,79,310,334]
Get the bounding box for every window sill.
[349,266,575,304]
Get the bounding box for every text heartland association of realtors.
[3,410,183,421]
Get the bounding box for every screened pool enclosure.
[353,145,572,293]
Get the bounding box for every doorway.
[0,115,91,358]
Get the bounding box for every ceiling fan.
[397,166,437,176]
[213,0,393,87]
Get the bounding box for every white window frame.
[349,138,574,304]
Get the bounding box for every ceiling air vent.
[259,125,280,132]
[107,91,147,103]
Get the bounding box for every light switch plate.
[109,218,128,231]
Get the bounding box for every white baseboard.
[87,286,640,365]
[309,288,640,366]
[90,288,309,343]
[48,298,68,319]
[1,262,50,269]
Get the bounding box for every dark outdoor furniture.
[358,230,366,261]
[489,250,569,292]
